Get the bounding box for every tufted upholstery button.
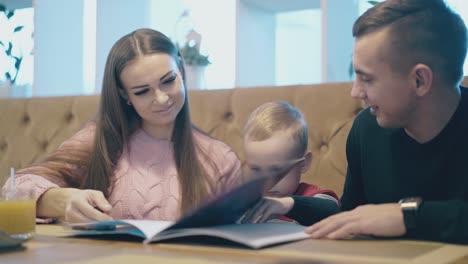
[41,141,49,151]
[0,141,7,151]
[223,112,234,122]
[65,112,74,123]
[22,114,30,124]
[320,142,328,152]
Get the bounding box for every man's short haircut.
[353,0,467,87]
[243,101,308,157]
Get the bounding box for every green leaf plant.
[0,3,24,84]
[177,42,211,67]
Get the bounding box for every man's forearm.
[412,200,468,244]
[286,196,341,226]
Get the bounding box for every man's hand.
[242,197,295,223]
[305,203,406,239]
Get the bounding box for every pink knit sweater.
[6,124,243,221]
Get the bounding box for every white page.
[122,220,174,239]
[69,220,174,239]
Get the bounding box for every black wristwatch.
[398,197,423,232]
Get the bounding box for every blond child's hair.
[243,101,308,157]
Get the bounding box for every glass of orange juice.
[0,186,36,240]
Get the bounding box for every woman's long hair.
[19,28,216,215]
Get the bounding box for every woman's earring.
[126,100,132,106]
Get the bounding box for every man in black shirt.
[304,0,468,243]
[243,0,467,244]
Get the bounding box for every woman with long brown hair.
[4,28,243,223]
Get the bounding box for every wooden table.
[1,224,468,264]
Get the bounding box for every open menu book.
[67,176,310,249]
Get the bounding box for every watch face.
[399,197,422,231]
[399,197,422,210]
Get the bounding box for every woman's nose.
[154,89,169,104]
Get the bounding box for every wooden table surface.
[1,224,468,264]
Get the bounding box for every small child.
[242,101,340,223]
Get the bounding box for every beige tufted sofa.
[2,79,466,196]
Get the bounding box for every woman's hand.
[65,189,113,223]
[37,188,113,223]
[241,196,295,223]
